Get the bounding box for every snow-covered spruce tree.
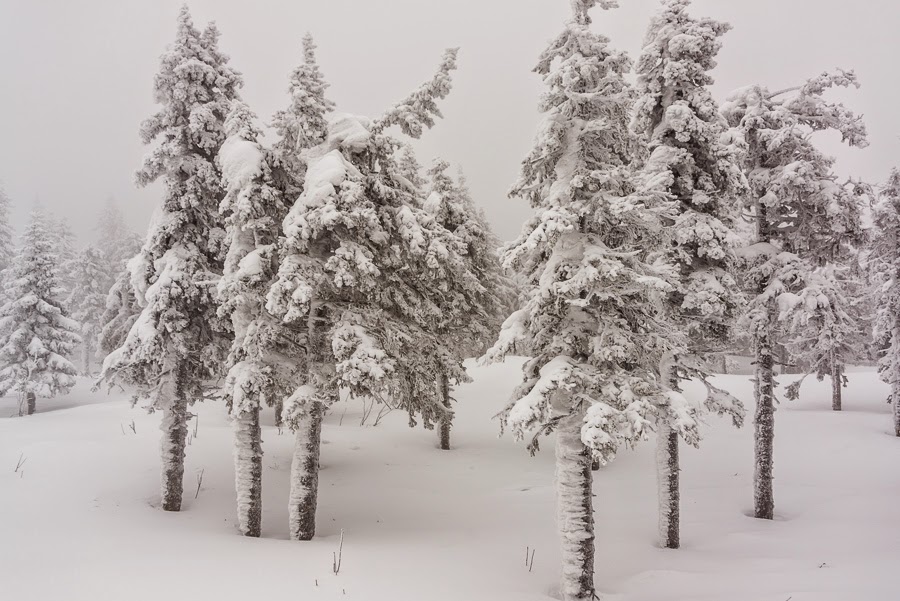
[66,246,112,375]
[484,3,699,598]
[0,183,15,281]
[631,0,746,549]
[267,33,335,428]
[722,70,867,519]
[783,235,872,411]
[424,159,506,450]
[49,216,77,305]
[267,48,462,540]
[872,169,900,436]
[94,199,144,364]
[271,33,336,204]
[100,6,242,512]
[98,264,141,357]
[217,101,305,537]
[0,210,79,415]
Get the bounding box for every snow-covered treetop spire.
[631,0,745,350]
[272,33,335,157]
[570,0,618,26]
[372,48,459,138]
[487,0,697,466]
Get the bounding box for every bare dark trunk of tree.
[591,457,600,471]
[754,307,776,520]
[831,362,842,412]
[26,392,36,415]
[234,400,263,537]
[556,409,595,601]
[274,401,283,428]
[657,423,680,549]
[289,401,323,541]
[438,372,452,450]
[161,364,188,512]
[82,340,92,377]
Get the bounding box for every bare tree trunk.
[234,400,263,537]
[161,363,188,512]
[831,361,842,412]
[893,319,900,437]
[556,408,595,601]
[82,339,92,377]
[274,401,283,428]
[438,372,452,450]
[894,387,900,438]
[657,422,680,549]
[26,392,35,415]
[754,304,776,520]
[289,401,323,541]
[591,457,600,471]
[657,359,680,549]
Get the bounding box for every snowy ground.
[1,359,897,601]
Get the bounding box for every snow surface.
[1,360,897,601]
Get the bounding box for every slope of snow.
[0,361,897,601]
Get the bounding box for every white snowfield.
[0,359,897,601]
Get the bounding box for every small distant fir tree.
[0,210,79,415]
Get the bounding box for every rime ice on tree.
[100,5,242,513]
[632,0,746,549]
[723,69,868,519]
[485,1,698,598]
[0,210,79,415]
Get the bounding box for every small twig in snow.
[339,403,348,427]
[193,414,199,439]
[333,530,344,575]
[15,453,26,473]
[129,419,136,434]
[194,468,205,499]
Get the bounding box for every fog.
[1,0,897,243]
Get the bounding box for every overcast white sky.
[1,0,898,243]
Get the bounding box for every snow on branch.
[371,48,459,139]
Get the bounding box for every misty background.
[1,0,897,244]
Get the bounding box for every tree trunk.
[26,391,35,416]
[591,457,600,471]
[893,318,900,437]
[657,422,680,549]
[274,401,283,428]
[438,372,452,450]
[160,364,188,512]
[233,400,263,537]
[831,361,842,412]
[556,409,595,601]
[289,401,323,541]
[753,305,776,520]
[82,339,92,377]
[894,387,900,438]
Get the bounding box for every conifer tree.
[267,48,461,540]
[424,159,506,450]
[98,264,141,358]
[632,0,746,549]
[267,33,336,428]
[872,169,900,436]
[217,100,302,537]
[0,183,15,280]
[271,33,336,203]
[0,210,79,415]
[66,246,111,375]
[485,2,698,597]
[722,70,867,519]
[49,216,77,304]
[100,5,242,512]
